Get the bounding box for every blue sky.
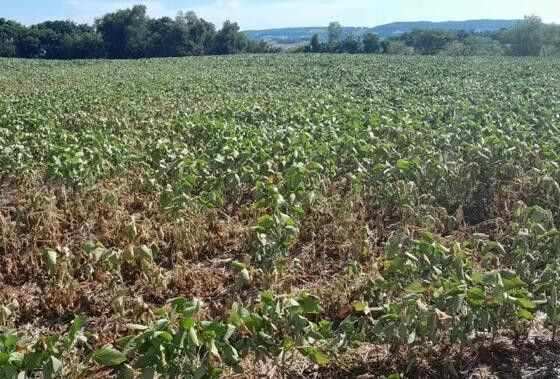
[3,0,560,30]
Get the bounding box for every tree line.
[297,22,382,54]
[0,5,278,59]
[301,16,560,56]
[1,8,558,59]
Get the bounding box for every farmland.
[1,54,560,378]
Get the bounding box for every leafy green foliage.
[2,54,560,376]
[0,7,276,60]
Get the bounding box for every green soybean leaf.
[0,352,9,365]
[516,298,536,309]
[406,282,426,294]
[44,356,62,379]
[93,347,127,366]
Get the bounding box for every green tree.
[439,41,466,56]
[211,20,247,55]
[310,33,321,52]
[175,11,216,56]
[146,17,181,57]
[246,39,279,53]
[33,20,97,59]
[462,35,504,56]
[441,36,505,56]
[327,21,342,46]
[59,31,105,59]
[408,29,456,55]
[542,24,560,56]
[15,30,40,58]
[362,32,380,53]
[503,15,544,56]
[338,34,360,53]
[384,40,411,55]
[0,18,22,57]
[95,5,150,58]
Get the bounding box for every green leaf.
[93,347,127,366]
[43,249,57,275]
[140,366,157,379]
[406,282,426,294]
[420,231,434,242]
[180,317,194,330]
[0,352,9,365]
[135,353,157,369]
[222,344,240,365]
[153,331,173,342]
[1,363,18,379]
[502,277,527,291]
[193,366,207,379]
[223,324,236,343]
[117,364,135,379]
[44,356,62,379]
[518,309,534,320]
[467,287,485,300]
[153,308,168,318]
[229,303,242,327]
[308,350,330,365]
[295,293,322,314]
[260,291,276,306]
[528,206,546,223]
[24,351,45,370]
[115,335,134,348]
[279,213,294,226]
[467,287,485,306]
[231,261,247,272]
[169,297,187,312]
[66,315,87,348]
[300,346,331,365]
[396,159,410,171]
[136,245,153,262]
[183,298,203,317]
[516,298,536,309]
[347,261,359,278]
[352,301,371,314]
[258,215,275,231]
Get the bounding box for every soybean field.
[1,55,560,378]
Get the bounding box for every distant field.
[243,19,518,46]
[1,55,560,378]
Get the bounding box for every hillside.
[244,19,519,45]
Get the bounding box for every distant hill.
[244,19,519,46]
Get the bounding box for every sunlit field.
[2,55,560,377]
